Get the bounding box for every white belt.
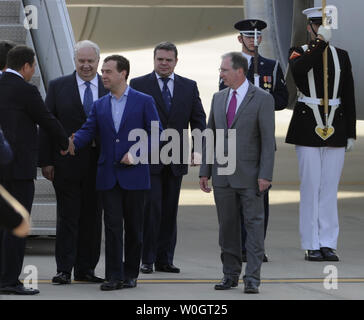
[297,93,341,106]
[300,45,341,141]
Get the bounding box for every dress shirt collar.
[155,72,175,82]
[109,85,130,101]
[76,73,98,88]
[226,78,249,113]
[230,78,249,97]
[5,68,24,79]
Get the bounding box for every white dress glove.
[317,25,332,42]
[346,138,355,152]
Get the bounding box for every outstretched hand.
[60,133,75,156]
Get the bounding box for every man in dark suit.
[69,54,162,290]
[130,42,206,274]
[1,41,30,239]
[200,52,275,294]
[38,40,107,284]
[0,45,69,295]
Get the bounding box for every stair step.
[0,24,27,43]
[0,0,21,20]
[0,17,20,24]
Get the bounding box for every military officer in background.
[286,7,356,261]
[220,19,288,263]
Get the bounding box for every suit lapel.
[169,74,182,120]
[230,83,255,128]
[70,72,86,117]
[105,94,116,133]
[117,87,134,133]
[217,89,229,129]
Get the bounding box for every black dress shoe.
[244,280,259,294]
[52,272,71,284]
[305,250,324,261]
[320,247,339,261]
[100,280,123,291]
[155,264,180,273]
[123,278,137,288]
[140,264,153,274]
[263,253,269,262]
[214,277,239,290]
[0,282,40,295]
[74,273,104,283]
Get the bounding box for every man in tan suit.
[199,52,275,294]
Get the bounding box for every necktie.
[83,81,93,116]
[226,90,237,128]
[248,56,254,79]
[250,56,254,69]
[161,77,172,113]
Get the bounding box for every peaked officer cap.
[303,7,323,24]
[234,19,267,37]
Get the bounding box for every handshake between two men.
[59,134,202,166]
[60,134,76,156]
[60,134,134,162]
[41,134,202,184]
[43,135,134,183]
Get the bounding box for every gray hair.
[222,52,248,75]
[74,40,100,59]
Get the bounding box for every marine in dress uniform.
[220,19,289,262]
[286,7,356,261]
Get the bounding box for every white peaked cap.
[302,7,323,19]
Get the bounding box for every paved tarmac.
[2,34,364,303]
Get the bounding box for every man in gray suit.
[199,52,275,294]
